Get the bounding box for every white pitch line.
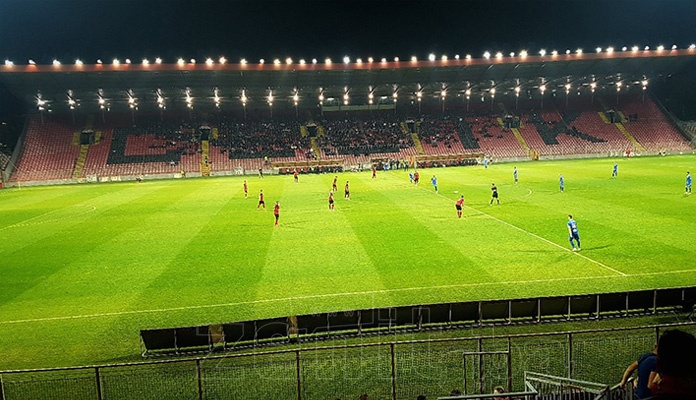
[404,175,626,276]
[0,268,693,325]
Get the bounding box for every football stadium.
[1,2,696,399]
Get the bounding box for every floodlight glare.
[299,59,306,65]
[190,59,196,64]
[142,59,149,65]
[325,58,332,65]
[312,58,318,64]
[177,58,185,65]
[28,60,35,65]
[657,45,664,51]
[343,56,350,64]
[690,44,696,50]
[75,59,83,66]
[155,57,162,64]
[540,84,547,93]
[672,44,677,50]
[441,55,448,61]
[356,58,363,64]
[515,86,521,95]
[575,48,583,55]
[113,59,120,65]
[381,58,387,63]
[125,59,131,64]
[495,52,503,59]
[273,59,281,65]
[644,46,650,50]
[3,60,13,66]
[632,46,639,52]
[259,59,265,64]
[596,47,602,53]
[206,58,214,65]
[219,57,227,64]
[465,89,471,96]
[286,57,293,65]
[538,49,545,56]
[53,59,61,66]
[551,50,558,56]
[367,57,374,63]
[565,49,571,54]
[606,47,614,54]
[240,58,248,65]
[96,59,102,64]
[455,54,460,60]
[490,88,496,95]
[428,53,436,61]
[392,91,398,98]
[293,93,299,102]
[622,46,628,51]
[411,56,418,62]
[483,51,491,59]
[465,54,472,60]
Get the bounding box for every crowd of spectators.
[418,116,464,149]
[319,116,413,156]
[215,119,309,159]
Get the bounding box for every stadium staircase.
[497,115,531,155]
[211,127,218,140]
[200,140,211,176]
[614,122,646,151]
[300,125,309,137]
[310,137,322,160]
[71,115,95,179]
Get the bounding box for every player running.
[243,180,248,198]
[567,214,581,251]
[414,171,420,185]
[344,181,350,200]
[328,190,335,210]
[332,176,338,191]
[489,183,500,205]
[409,172,414,184]
[273,201,280,226]
[513,167,518,184]
[559,174,565,192]
[431,175,438,193]
[612,163,618,178]
[257,190,266,210]
[686,171,692,194]
[455,195,464,218]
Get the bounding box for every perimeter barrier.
[1,322,695,400]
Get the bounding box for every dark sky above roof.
[1,0,696,64]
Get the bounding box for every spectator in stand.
[648,329,696,399]
[493,386,510,400]
[620,343,657,399]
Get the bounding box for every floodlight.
[596,47,602,53]
[393,57,399,62]
[273,59,281,65]
[622,46,627,51]
[293,93,299,102]
[672,44,677,50]
[112,59,120,65]
[441,90,446,98]
[392,91,398,99]
[428,53,436,61]
[325,58,332,64]
[441,55,448,61]
[219,57,227,64]
[495,52,503,59]
[356,58,362,64]
[575,48,583,55]
[381,58,387,63]
[240,58,248,65]
[465,54,471,60]
[343,56,350,64]
[606,47,614,54]
[632,46,639,52]
[515,86,521,95]
[657,45,664,51]
[454,54,460,60]
[537,49,545,56]
[368,57,374,63]
[565,49,571,54]
[483,51,491,59]
[644,46,650,50]
[259,59,265,64]
[368,92,374,99]
[74,59,83,66]
[190,59,196,64]
[465,89,471,96]
[312,58,318,64]
[155,57,162,64]
[286,57,293,64]
[540,84,546,93]
[411,56,418,62]
[177,58,185,65]
[53,59,61,66]
[299,59,306,65]
[28,60,35,65]
[142,59,149,65]
[125,59,131,64]
[551,50,558,56]
[490,88,496,95]
[318,93,324,102]
[690,44,696,50]
[96,59,102,64]
[206,58,214,65]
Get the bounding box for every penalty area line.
[1,268,693,325]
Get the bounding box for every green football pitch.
[0,155,694,370]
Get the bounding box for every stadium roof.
[2,49,696,112]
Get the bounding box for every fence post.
[0,373,6,400]
[567,333,573,379]
[95,367,102,400]
[390,343,397,400]
[507,337,512,392]
[296,350,302,400]
[196,359,203,400]
[478,337,483,394]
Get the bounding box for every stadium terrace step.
[310,137,321,160]
[411,133,425,154]
[72,144,89,179]
[614,122,646,151]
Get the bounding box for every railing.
[1,322,694,400]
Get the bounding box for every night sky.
[1,0,696,64]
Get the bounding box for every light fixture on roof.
[74,59,83,66]
[53,59,61,66]
[622,46,628,51]
[286,57,293,65]
[495,52,503,59]
[299,59,306,65]
[112,59,120,66]
[96,59,103,64]
[219,57,227,64]
[428,53,436,61]
[273,58,281,65]
[240,58,248,65]
[657,45,664,51]
[465,54,472,60]
[441,55,448,61]
[3,60,12,66]
[596,47,602,53]
[455,54,460,60]
[325,58,332,65]
[644,46,650,50]
[606,47,614,54]
[125,59,131,64]
[483,51,491,59]
[368,57,374,63]
[206,58,214,65]
[343,56,350,64]
[537,49,544,57]
[259,58,265,64]
[551,50,558,56]
[672,44,677,50]
[142,58,149,65]
[411,56,418,62]
[632,46,639,52]
[28,59,35,65]
[565,49,571,54]
[575,48,583,55]
[394,56,399,62]
[312,58,318,64]
[356,58,363,64]
[381,57,387,63]
[690,44,696,50]
[155,57,162,64]
[190,59,196,64]
[177,58,185,65]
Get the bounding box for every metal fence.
[1,322,694,400]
